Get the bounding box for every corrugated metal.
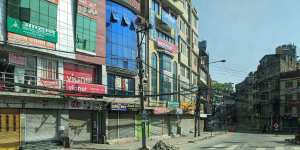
[69,110,92,144]
[162,116,168,135]
[150,115,162,136]
[25,109,58,142]
[181,116,194,136]
[107,113,118,140]
[119,113,135,139]
[170,116,177,135]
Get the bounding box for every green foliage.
[211,80,234,103]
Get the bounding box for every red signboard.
[154,107,168,114]
[78,0,98,20]
[9,53,26,66]
[8,32,56,49]
[123,0,140,11]
[157,38,177,54]
[65,81,105,94]
[48,0,58,4]
[40,79,59,94]
[64,63,96,84]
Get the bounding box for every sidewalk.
[55,131,226,150]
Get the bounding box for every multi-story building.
[239,44,297,130]
[279,70,300,131]
[0,0,108,148]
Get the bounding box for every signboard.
[8,32,56,49]
[149,102,167,107]
[48,0,58,4]
[154,107,168,114]
[7,17,57,43]
[167,101,179,108]
[127,103,141,110]
[78,0,98,20]
[122,78,128,90]
[40,80,59,94]
[65,81,105,94]
[9,53,26,66]
[200,114,208,118]
[123,0,140,11]
[181,102,196,110]
[64,63,96,84]
[111,103,127,111]
[69,100,104,110]
[157,38,177,54]
[115,76,121,90]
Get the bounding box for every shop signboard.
[9,53,26,66]
[157,38,177,54]
[111,103,127,111]
[181,102,196,110]
[69,100,104,110]
[149,102,167,107]
[78,0,98,20]
[7,17,57,43]
[7,32,56,49]
[40,79,59,94]
[167,101,179,108]
[115,76,122,90]
[127,103,141,110]
[65,81,105,94]
[48,0,59,4]
[154,107,168,114]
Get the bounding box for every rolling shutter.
[69,110,92,144]
[150,115,162,136]
[107,113,118,140]
[119,113,135,139]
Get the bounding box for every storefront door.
[0,108,20,150]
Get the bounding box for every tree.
[211,80,234,103]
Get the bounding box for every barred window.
[41,59,58,80]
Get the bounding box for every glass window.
[181,65,185,77]
[151,53,157,101]
[180,19,185,33]
[76,14,97,52]
[173,62,177,102]
[41,59,58,81]
[181,41,186,56]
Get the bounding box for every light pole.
[195,59,225,137]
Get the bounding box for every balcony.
[161,0,184,15]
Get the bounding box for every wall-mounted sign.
[78,0,98,20]
[157,38,177,54]
[48,0,58,4]
[154,107,168,114]
[65,81,105,94]
[181,102,196,110]
[111,103,127,111]
[167,101,179,108]
[127,103,141,110]
[69,100,104,110]
[64,63,96,84]
[40,79,59,94]
[122,78,128,90]
[149,102,167,107]
[9,53,26,66]
[8,32,56,49]
[7,17,57,43]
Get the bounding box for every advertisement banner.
[65,81,105,94]
[8,32,56,49]
[157,38,177,54]
[9,53,26,66]
[78,0,98,20]
[48,0,58,4]
[167,101,179,108]
[115,76,121,90]
[64,63,96,84]
[7,17,57,43]
[121,78,128,90]
[153,107,168,114]
[181,102,196,110]
[40,79,59,94]
[111,103,127,111]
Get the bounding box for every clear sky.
[192,0,300,84]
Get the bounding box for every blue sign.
[111,103,127,111]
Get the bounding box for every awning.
[130,21,136,31]
[111,11,119,22]
[122,16,130,26]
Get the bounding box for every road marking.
[208,144,226,149]
[256,148,266,150]
[275,147,284,150]
[226,145,239,150]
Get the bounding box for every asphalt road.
[179,132,299,150]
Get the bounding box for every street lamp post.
[195,59,225,137]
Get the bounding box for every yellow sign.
[181,102,196,110]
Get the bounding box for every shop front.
[167,101,180,136]
[107,103,137,142]
[180,102,196,136]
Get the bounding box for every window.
[181,65,185,77]
[193,33,198,48]
[285,81,293,88]
[180,19,185,33]
[151,53,157,101]
[7,0,57,30]
[181,41,186,56]
[76,14,97,52]
[107,73,135,96]
[157,30,174,44]
[41,59,58,80]
[194,16,197,28]
[160,54,172,72]
[152,0,160,15]
[193,54,197,66]
[285,94,292,113]
[173,62,177,102]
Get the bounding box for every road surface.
[180,132,298,150]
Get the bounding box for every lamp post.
[195,59,225,137]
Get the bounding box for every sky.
[192,0,300,84]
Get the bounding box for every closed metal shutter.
[181,116,194,136]
[69,110,92,144]
[25,109,58,142]
[119,113,135,139]
[150,115,162,136]
[170,116,177,135]
[0,109,20,150]
[162,116,168,135]
[107,113,118,140]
